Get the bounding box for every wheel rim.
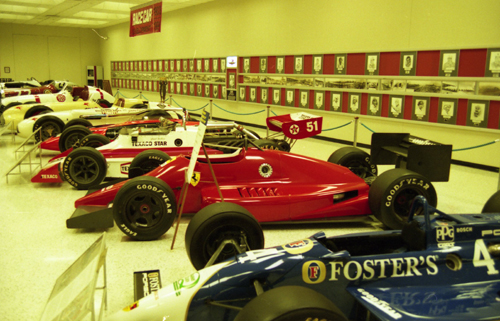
[69,155,101,184]
[39,122,60,141]
[393,188,421,220]
[344,160,371,178]
[65,132,86,150]
[203,225,247,264]
[123,192,165,229]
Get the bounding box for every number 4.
[473,239,499,275]
[307,121,318,132]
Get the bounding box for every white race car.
[31,119,271,189]
[0,84,114,130]
[16,99,172,141]
[0,81,79,108]
[0,78,41,91]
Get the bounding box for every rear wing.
[266,112,322,139]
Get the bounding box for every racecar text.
[132,8,153,26]
[303,256,438,284]
[132,141,168,147]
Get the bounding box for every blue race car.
[104,196,500,321]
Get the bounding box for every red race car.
[67,143,437,241]
[34,112,321,189]
[40,107,192,152]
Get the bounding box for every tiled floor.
[0,126,497,320]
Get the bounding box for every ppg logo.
[436,226,454,242]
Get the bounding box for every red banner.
[130,0,162,37]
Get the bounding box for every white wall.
[2,0,499,167]
[0,24,102,85]
[97,0,500,168]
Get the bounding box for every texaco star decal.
[289,124,300,135]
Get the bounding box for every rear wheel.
[328,147,377,178]
[61,147,107,190]
[483,190,500,213]
[252,139,285,151]
[369,168,437,229]
[25,105,52,118]
[33,116,65,142]
[185,202,264,270]
[130,103,148,109]
[128,150,171,179]
[235,286,347,321]
[79,134,110,149]
[59,125,92,152]
[5,102,22,109]
[113,176,177,240]
[63,118,92,130]
[143,109,171,119]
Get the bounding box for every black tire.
[97,99,112,108]
[369,168,437,230]
[58,125,92,152]
[24,105,53,118]
[276,140,291,152]
[61,147,107,190]
[128,150,171,179]
[185,202,264,270]
[482,190,500,213]
[328,147,378,178]
[80,134,111,148]
[253,139,286,151]
[113,176,177,241]
[143,109,171,119]
[235,286,347,321]
[130,103,148,109]
[5,102,22,108]
[33,116,65,143]
[63,118,93,130]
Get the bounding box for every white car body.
[106,263,229,321]
[0,79,41,90]
[1,85,114,129]
[17,102,172,138]
[1,81,78,102]
[34,123,202,183]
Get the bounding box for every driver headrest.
[401,220,426,251]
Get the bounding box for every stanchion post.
[169,95,172,105]
[266,106,270,137]
[353,117,359,147]
[210,100,213,120]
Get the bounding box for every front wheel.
[113,176,177,240]
[369,168,437,230]
[59,125,92,152]
[80,134,111,149]
[328,147,377,178]
[235,286,347,321]
[63,118,92,130]
[61,147,107,190]
[33,116,64,142]
[128,150,171,179]
[185,202,264,270]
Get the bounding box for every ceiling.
[0,0,215,29]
